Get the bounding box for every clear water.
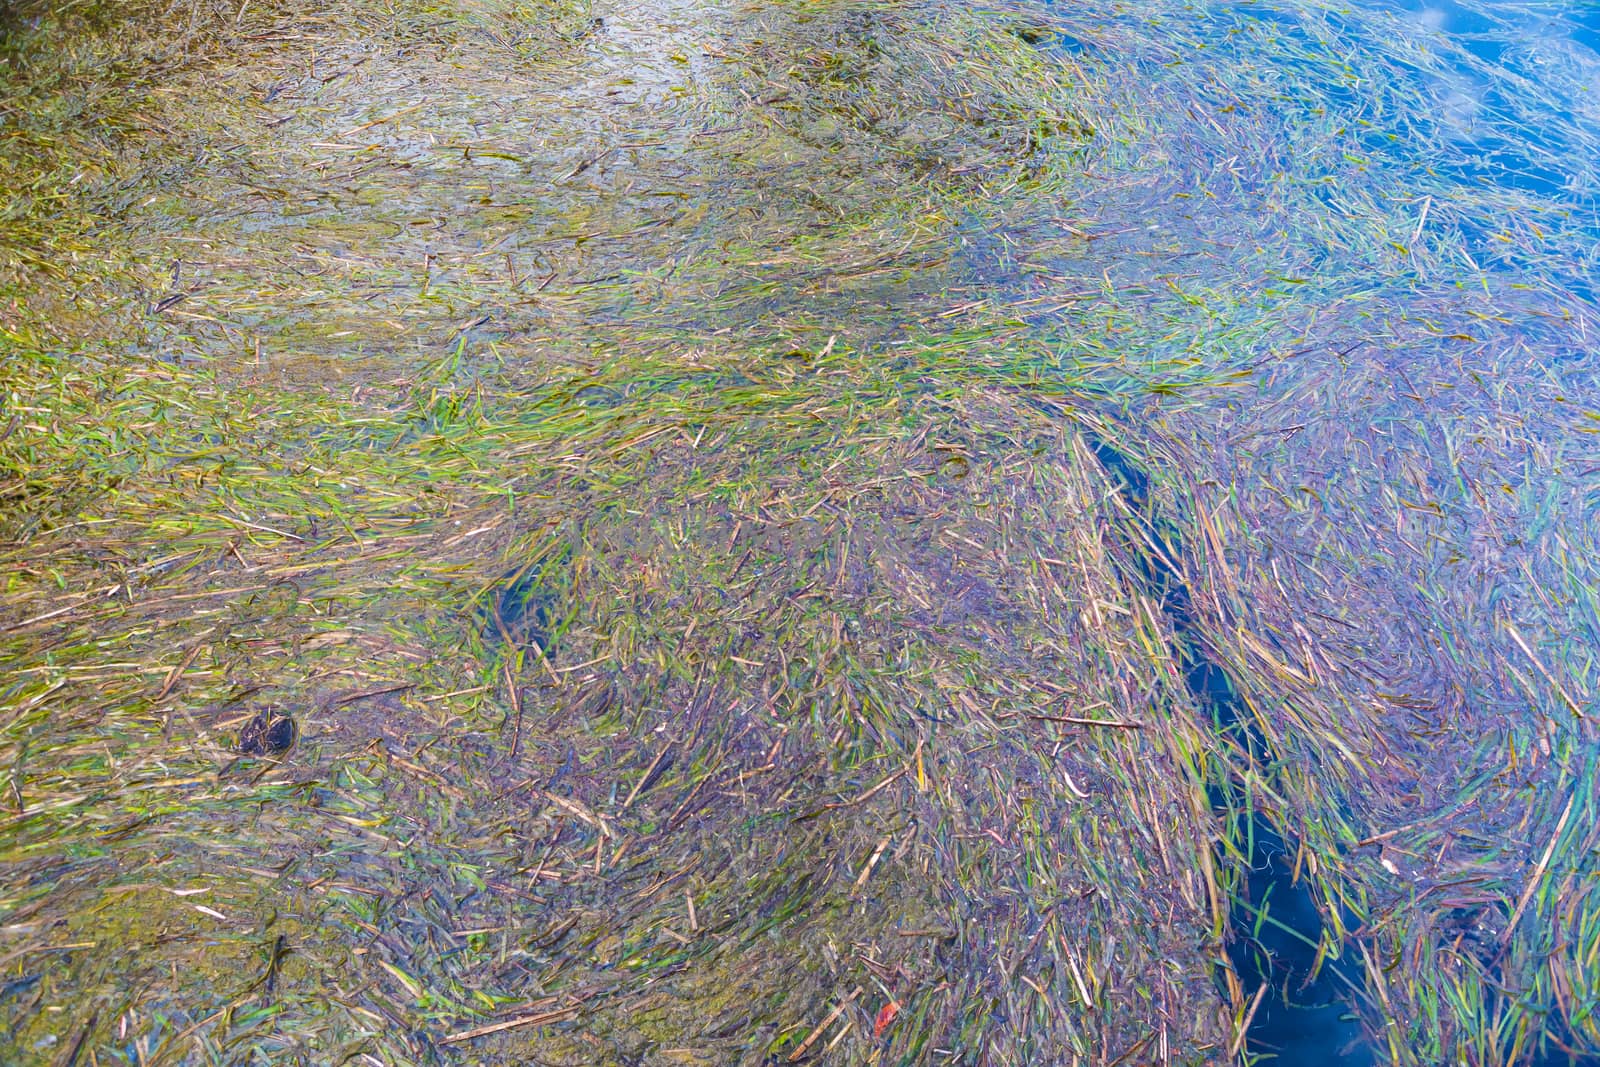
[1033,0,1598,1061]
[7,0,1594,1060]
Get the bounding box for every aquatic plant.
[2,0,1594,1063]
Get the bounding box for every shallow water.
[1024,0,1600,1055]
[1025,0,1598,1059]
[3,0,1597,1061]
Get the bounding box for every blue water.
[1032,0,1600,1062]
[1084,432,1375,1064]
[1046,0,1600,301]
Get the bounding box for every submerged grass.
[0,313,1240,1063]
[1001,0,1600,1060]
[3,0,1597,1063]
[2,1,1234,1063]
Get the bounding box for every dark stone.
[239,710,297,755]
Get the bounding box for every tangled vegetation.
[2,0,1595,1063]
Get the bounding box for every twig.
[788,987,862,1061]
[1494,791,1577,966]
[439,1006,580,1045]
[1228,983,1269,1059]
[1026,713,1143,730]
[330,683,416,706]
[156,643,206,701]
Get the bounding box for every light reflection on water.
[1049,0,1599,290]
[1374,0,1598,228]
